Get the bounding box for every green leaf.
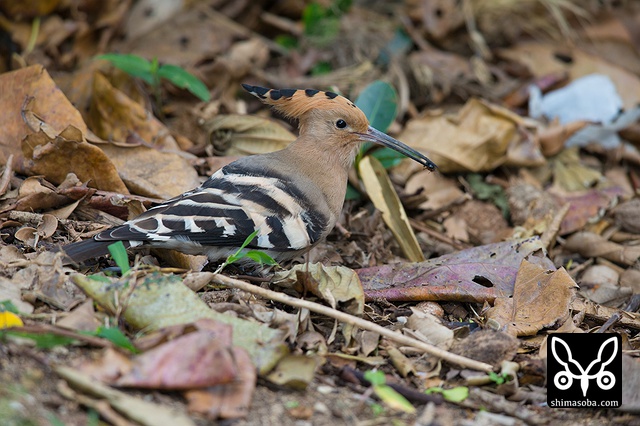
[488,371,512,385]
[91,326,138,353]
[425,386,469,403]
[354,81,398,132]
[218,229,279,270]
[108,241,130,275]
[303,2,327,36]
[95,53,154,84]
[370,147,405,169]
[442,386,469,403]
[87,275,112,283]
[345,183,362,200]
[2,331,76,349]
[377,28,412,66]
[225,229,260,266]
[370,403,385,416]
[364,369,386,386]
[0,300,19,314]
[244,251,277,266]
[157,64,211,102]
[373,384,416,414]
[466,174,510,219]
[275,35,298,50]
[311,61,332,76]
[302,2,341,46]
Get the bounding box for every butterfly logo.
[551,335,618,397]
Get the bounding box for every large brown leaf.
[0,65,88,172]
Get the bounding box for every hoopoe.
[61,84,436,264]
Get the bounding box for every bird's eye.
[335,119,347,129]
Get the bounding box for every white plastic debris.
[529,74,640,149]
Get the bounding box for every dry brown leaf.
[404,170,466,211]
[89,73,181,151]
[579,16,640,76]
[398,98,543,173]
[449,330,519,368]
[54,366,196,426]
[0,277,34,314]
[564,232,640,266]
[385,345,415,377]
[57,299,101,331]
[620,268,640,294]
[406,307,454,350]
[99,144,200,199]
[203,114,295,156]
[360,237,554,303]
[37,213,58,239]
[579,265,630,307]
[357,330,381,357]
[485,260,577,337]
[123,0,183,41]
[77,347,134,383]
[22,125,129,193]
[549,148,602,192]
[537,120,591,157]
[265,354,321,389]
[184,347,256,419]
[272,263,364,316]
[614,198,640,234]
[118,7,234,68]
[20,251,84,311]
[451,199,511,245]
[359,155,424,262]
[0,65,89,172]
[14,226,37,247]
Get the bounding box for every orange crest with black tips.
[241,84,369,131]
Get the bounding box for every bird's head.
[242,84,437,171]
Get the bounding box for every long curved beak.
[359,126,437,171]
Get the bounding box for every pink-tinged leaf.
[358,237,554,303]
[185,347,256,419]
[116,320,242,389]
[551,186,625,235]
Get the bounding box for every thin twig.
[211,274,493,372]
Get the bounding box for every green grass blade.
[157,64,211,102]
[95,53,154,84]
[107,241,130,275]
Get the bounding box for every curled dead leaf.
[37,214,58,239]
[565,232,640,266]
[272,263,364,315]
[14,226,37,247]
[0,65,88,172]
[203,114,295,156]
[484,260,577,337]
[22,126,129,193]
[538,120,590,157]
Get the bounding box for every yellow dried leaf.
[359,156,424,262]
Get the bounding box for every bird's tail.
[57,239,130,265]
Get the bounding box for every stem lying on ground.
[212,274,494,372]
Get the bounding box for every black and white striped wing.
[93,163,331,254]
